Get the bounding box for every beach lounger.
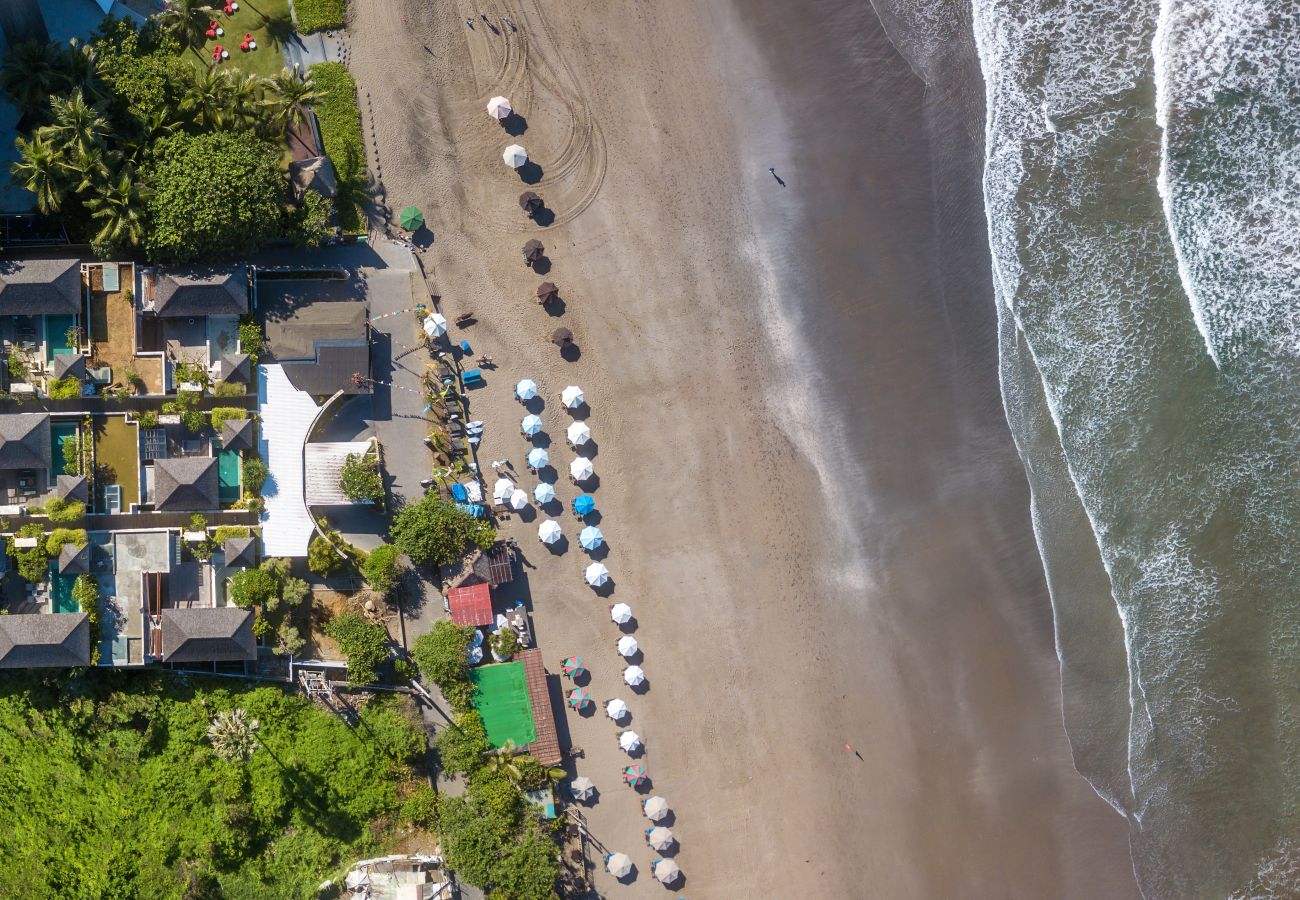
[461,368,484,388]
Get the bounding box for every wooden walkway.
[520,648,562,766]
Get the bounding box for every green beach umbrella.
[562,657,587,677]
[399,206,424,231]
[567,688,590,708]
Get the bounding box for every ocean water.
[954,0,1300,895]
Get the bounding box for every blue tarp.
[450,483,468,502]
[456,502,487,519]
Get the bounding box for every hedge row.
[309,61,366,232]
[295,0,346,33]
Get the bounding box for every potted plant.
[489,627,520,662]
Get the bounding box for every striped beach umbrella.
[562,656,586,677]
[623,764,647,786]
[567,688,590,709]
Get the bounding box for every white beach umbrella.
[569,775,595,800]
[642,795,670,821]
[422,312,447,338]
[521,414,542,436]
[606,698,629,721]
[515,378,538,401]
[617,635,639,657]
[469,628,485,648]
[647,826,675,851]
[503,144,528,168]
[623,665,645,686]
[619,730,642,753]
[569,457,594,482]
[561,385,585,408]
[610,602,633,624]
[527,447,549,470]
[566,420,591,446]
[493,477,514,502]
[538,519,562,544]
[533,482,556,504]
[605,852,633,878]
[653,858,681,885]
[508,488,529,510]
[585,562,609,587]
[486,96,512,120]
[579,525,604,551]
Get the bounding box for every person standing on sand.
[466,18,474,29]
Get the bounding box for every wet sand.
[346,0,1138,896]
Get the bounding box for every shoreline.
[345,0,1138,895]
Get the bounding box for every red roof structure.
[447,582,493,626]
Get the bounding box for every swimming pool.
[217,448,241,504]
[45,315,77,362]
[50,570,78,614]
[50,422,79,482]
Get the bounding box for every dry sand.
[345,0,1138,896]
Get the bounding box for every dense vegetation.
[390,493,495,568]
[0,17,334,259]
[295,0,348,34]
[308,61,365,231]
[0,671,428,898]
[324,611,390,684]
[359,543,401,594]
[340,451,384,503]
[228,558,310,655]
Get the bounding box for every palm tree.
[263,65,320,137]
[47,90,109,156]
[10,134,65,213]
[0,41,66,119]
[225,72,266,131]
[206,708,260,761]
[61,143,111,193]
[179,66,232,131]
[157,0,216,56]
[86,170,146,250]
[483,740,523,782]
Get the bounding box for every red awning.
[447,583,493,626]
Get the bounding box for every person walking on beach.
[466,18,474,29]
[769,166,786,186]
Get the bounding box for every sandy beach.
[345,0,1139,896]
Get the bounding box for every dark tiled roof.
[221,417,253,452]
[151,267,248,318]
[282,344,370,396]
[56,474,87,501]
[0,613,90,668]
[0,413,50,470]
[153,456,219,511]
[223,536,256,568]
[219,353,250,384]
[0,258,81,315]
[57,542,89,574]
[52,353,86,379]
[161,607,255,663]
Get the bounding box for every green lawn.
[0,672,428,898]
[185,0,295,81]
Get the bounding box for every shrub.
[228,567,279,609]
[143,131,286,263]
[359,543,400,593]
[173,359,209,388]
[242,457,268,495]
[389,493,495,567]
[212,526,251,542]
[238,319,263,359]
[442,679,476,715]
[72,574,101,665]
[412,621,473,686]
[340,452,383,503]
[324,611,389,684]
[45,528,87,555]
[281,577,310,609]
[434,711,489,777]
[275,622,306,656]
[209,407,246,431]
[136,410,159,429]
[309,62,365,232]
[307,534,344,576]
[287,190,333,247]
[489,628,519,662]
[61,432,81,475]
[212,381,245,397]
[42,497,86,523]
[48,377,82,400]
[400,785,439,829]
[10,524,50,584]
[7,355,23,380]
[295,0,347,33]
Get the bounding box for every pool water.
[45,315,77,362]
[50,422,79,482]
[217,448,241,504]
[50,570,78,614]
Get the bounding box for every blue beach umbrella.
[572,494,595,516]
[527,447,549,470]
[579,525,604,551]
[521,414,543,436]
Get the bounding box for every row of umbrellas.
[521,415,592,446]
[516,379,585,409]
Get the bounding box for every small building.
[446,582,493,627]
[160,607,256,663]
[223,536,257,569]
[0,412,51,501]
[151,456,219,512]
[142,266,249,318]
[0,257,81,316]
[0,612,90,668]
[258,276,370,397]
[220,417,254,453]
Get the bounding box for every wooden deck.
[519,648,562,766]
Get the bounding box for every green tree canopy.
[324,612,389,684]
[412,620,474,687]
[228,566,279,609]
[143,130,285,262]
[360,543,401,594]
[389,493,495,568]
[434,711,489,777]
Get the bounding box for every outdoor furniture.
[87,366,111,384]
[461,368,484,388]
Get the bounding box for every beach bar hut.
[503,144,528,169]
[487,96,512,120]
[643,795,670,821]
[447,583,493,627]
[610,602,632,624]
